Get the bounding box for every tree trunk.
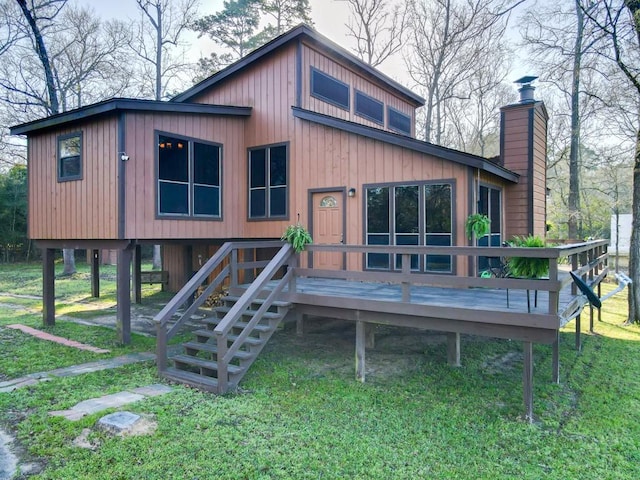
[626,127,640,324]
[568,0,584,240]
[62,248,76,275]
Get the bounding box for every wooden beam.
[42,248,55,326]
[355,320,365,382]
[184,245,193,306]
[91,250,100,298]
[133,244,142,304]
[523,341,534,423]
[365,323,375,349]
[117,246,133,344]
[447,332,461,367]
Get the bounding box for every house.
[10,24,548,343]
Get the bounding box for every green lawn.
[0,262,639,479]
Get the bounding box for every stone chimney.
[501,77,548,239]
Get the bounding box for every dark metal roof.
[10,98,252,135]
[291,107,519,184]
[172,24,425,107]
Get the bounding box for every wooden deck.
[156,239,609,422]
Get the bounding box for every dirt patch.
[481,351,523,374]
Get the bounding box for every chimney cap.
[514,75,538,85]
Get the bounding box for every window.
[157,133,221,218]
[311,68,350,110]
[355,90,384,125]
[477,185,502,272]
[249,144,288,219]
[387,107,412,135]
[58,132,82,181]
[365,182,453,273]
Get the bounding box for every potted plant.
[281,222,313,253]
[465,213,491,241]
[507,235,549,278]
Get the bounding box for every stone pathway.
[50,384,173,421]
[0,352,156,393]
[6,324,111,353]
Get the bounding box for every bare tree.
[337,0,407,68]
[582,0,640,323]
[261,0,312,35]
[133,0,199,269]
[406,0,512,145]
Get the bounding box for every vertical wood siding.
[124,112,247,240]
[28,116,119,239]
[301,43,417,136]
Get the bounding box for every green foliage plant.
[507,235,549,278]
[465,213,491,240]
[281,223,313,253]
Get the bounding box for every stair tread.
[173,354,243,374]
[193,329,264,346]
[162,368,219,390]
[182,341,253,360]
[224,296,291,308]
[213,306,283,319]
[202,317,274,332]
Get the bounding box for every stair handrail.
[155,242,233,371]
[214,242,294,392]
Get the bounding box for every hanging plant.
[281,223,313,253]
[507,235,549,278]
[465,214,491,240]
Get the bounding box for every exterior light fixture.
[348,187,356,197]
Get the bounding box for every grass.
[0,263,639,479]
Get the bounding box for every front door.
[312,191,344,270]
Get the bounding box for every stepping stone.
[97,412,141,435]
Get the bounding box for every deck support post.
[184,245,193,305]
[42,248,55,326]
[551,330,560,383]
[589,306,594,334]
[523,341,534,423]
[91,249,100,298]
[447,332,461,367]
[365,323,375,349]
[133,244,142,304]
[355,319,366,382]
[575,314,581,351]
[116,245,133,344]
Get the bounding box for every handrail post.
[230,247,238,288]
[156,323,167,372]
[288,253,298,297]
[216,333,228,394]
[401,254,411,302]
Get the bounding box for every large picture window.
[157,133,221,218]
[249,143,288,219]
[58,132,82,181]
[365,182,453,272]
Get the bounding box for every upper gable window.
[58,132,82,182]
[388,107,412,136]
[311,68,349,110]
[157,133,221,218]
[355,91,384,125]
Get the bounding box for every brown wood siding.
[292,118,469,273]
[502,102,547,239]
[191,43,297,149]
[28,117,119,239]
[123,112,248,240]
[301,43,416,136]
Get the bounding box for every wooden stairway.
[162,296,291,392]
[155,241,297,394]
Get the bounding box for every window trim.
[57,131,83,182]
[310,67,350,111]
[354,90,384,125]
[155,130,223,220]
[247,141,290,221]
[363,179,457,274]
[387,106,412,136]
